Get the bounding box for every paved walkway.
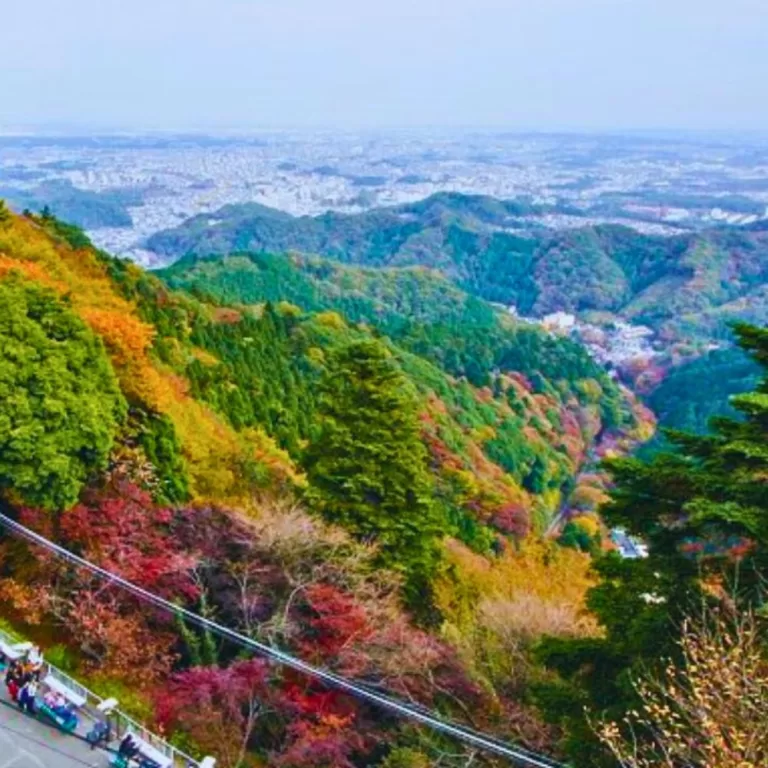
[0,695,110,768]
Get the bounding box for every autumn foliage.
[0,210,297,505]
[0,209,615,766]
[597,607,768,768]
[156,659,277,768]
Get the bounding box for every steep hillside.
[0,205,641,766]
[147,192,768,349]
[0,208,298,508]
[0,205,641,549]
[162,252,643,532]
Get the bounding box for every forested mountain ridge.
[0,203,642,766]
[147,192,768,349]
[1,178,139,228]
[158,248,651,531]
[160,249,497,335]
[146,192,553,269]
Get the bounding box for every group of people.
[43,688,77,720]
[118,734,141,761]
[3,651,44,715]
[2,644,161,767]
[2,645,77,725]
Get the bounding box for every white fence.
[0,627,211,768]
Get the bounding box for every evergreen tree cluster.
[304,339,445,601]
[535,323,768,766]
[160,249,628,426]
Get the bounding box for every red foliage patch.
[59,480,200,602]
[491,503,530,538]
[294,584,372,661]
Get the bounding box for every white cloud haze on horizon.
[2,0,766,132]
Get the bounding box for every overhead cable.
[0,512,566,768]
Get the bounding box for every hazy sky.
[2,0,766,132]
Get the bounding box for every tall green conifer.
[304,339,444,600]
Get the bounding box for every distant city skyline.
[3,0,767,132]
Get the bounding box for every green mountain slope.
[147,193,768,349]
[149,192,768,446]
[157,249,639,538]
[160,250,497,334]
[146,193,545,307]
[638,345,762,456]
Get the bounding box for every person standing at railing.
[119,733,140,762]
[86,719,111,750]
[18,680,37,714]
[26,646,44,681]
[5,661,22,701]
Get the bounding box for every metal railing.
[44,663,89,703]
[0,627,208,768]
[112,709,195,767]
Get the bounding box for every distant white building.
[542,311,576,334]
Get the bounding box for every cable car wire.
[0,512,567,768]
